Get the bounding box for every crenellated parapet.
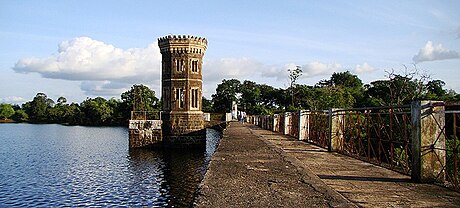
[158,35,207,54]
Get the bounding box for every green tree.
[67,103,83,125]
[240,80,261,114]
[80,97,114,125]
[11,109,28,122]
[313,71,365,108]
[0,104,15,119]
[120,84,159,121]
[202,97,213,112]
[425,80,446,99]
[211,79,241,113]
[23,93,54,122]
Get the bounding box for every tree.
[11,109,28,122]
[301,86,355,110]
[202,97,213,112]
[288,66,302,107]
[0,104,15,119]
[330,71,363,88]
[425,80,446,99]
[80,97,114,125]
[257,84,281,114]
[120,84,159,121]
[240,80,261,114]
[23,93,54,122]
[329,71,364,107]
[57,97,67,105]
[211,79,241,113]
[121,84,159,111]
[386,67,429,105]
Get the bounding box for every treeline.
[209,70,460,115]
[0,85,160,126]
[1,70,459,124]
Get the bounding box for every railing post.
[284,112,290,135]
[299,110,306,140]
[329,109,343,152]
[411,100,446,183]
[328,109,333,151]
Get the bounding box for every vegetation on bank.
[1,68,459,125]
[0,85,160,126]
[210,68,460,115]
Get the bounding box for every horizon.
[1,0,459,104]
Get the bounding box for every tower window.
[191,60,199,73]
[175,59,185,72]
[175,88,184,109]
[191,88,199,109]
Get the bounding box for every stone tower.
[158,35,207,138]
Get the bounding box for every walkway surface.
[194,122,460,207]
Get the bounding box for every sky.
[1,0,459,104]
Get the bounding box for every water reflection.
[127,128,221,207]
[0,124,221,207]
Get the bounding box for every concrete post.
[298,110,307,140]
[284,112,290,135]
[329,109,344,152]
[273,114,278,132]
[411,101,446,183]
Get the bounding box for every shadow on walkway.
[318,175,412,183]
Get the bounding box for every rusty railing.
[425,102,460,190]
[130,111,161,120]
[301,110,330,149]
[333,105,412,175]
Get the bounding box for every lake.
[0,123,221,207]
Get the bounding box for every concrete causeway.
[194,122,460,207]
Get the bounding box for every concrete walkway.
[251,124,460,207]
[195,122,354,207]
[195,122,460,207]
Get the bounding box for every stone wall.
[128,120,162,149]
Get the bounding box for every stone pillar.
[328,109,344,152]
[411,101,446,183]
[273,114,278,132]
[298,110,307,140]
[284,112,290,135]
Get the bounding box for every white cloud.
[12,36,378,99]
[203,59,344,85]
[302,61,343,77]
[412,41,459,63]
[13,37,162,96]
[354,62,376,74]
[0,96,26,104]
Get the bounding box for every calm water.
[0,123,221,207]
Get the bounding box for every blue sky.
[1,0,459,104]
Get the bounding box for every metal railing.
[334,105,412,175]
[251,101,459,191]
[130,111,161,120]
[303,110,330,149]
[426,102,460,190]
